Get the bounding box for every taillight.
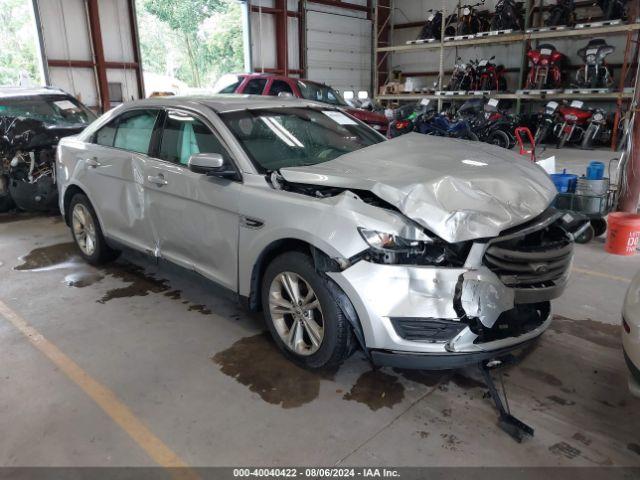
[395,120,410,130]
[623,317,631,334]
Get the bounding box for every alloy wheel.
[72,203,97,256]
[268,271,324,356]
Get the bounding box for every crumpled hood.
[279,133,556,243]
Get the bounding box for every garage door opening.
[135,0,246,95]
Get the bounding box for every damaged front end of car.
[0,116,79,212]
[273,135,587,369]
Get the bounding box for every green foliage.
[138,0,243,88]
[0,0,42,86]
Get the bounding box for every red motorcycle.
[477,56,507,91]
[526,44,564,89]
[553,100,592,148]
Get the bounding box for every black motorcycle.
[545,0,576,27]
[417,9,457,40]
[490,0,523,31]
[575,38,615,88]
[597,0,627,20]
[456,2,488,35]
[581,108,611,149]
[447,57,477,91]
[533,100,560,145]
[457,98,517,149]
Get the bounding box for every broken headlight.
[358,228,467,266]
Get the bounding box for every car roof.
[122,94,330,113]
[0,86,71,99]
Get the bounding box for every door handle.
[86,157,101,168]
[147,174,168,186]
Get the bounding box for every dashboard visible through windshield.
[0,95,96,126]
[221,107,384,172]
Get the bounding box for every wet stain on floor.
[14,242,80,271]
[343,370,405,411]
[551,315,621,349]
[394,369,444,387]
[97,264,170,303]
[212,332,335,408]
[519,367,563,387]
[63,271,104,288]
[0,212,40,224]
[188,304,212,315]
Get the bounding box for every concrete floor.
[1,149,640,468]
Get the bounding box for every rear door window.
[243,78,267,95]
[112,110,160,154]
[268,80,294,96]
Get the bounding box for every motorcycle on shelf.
[457,98,518,149]
[545,0,576,27]
[416,9,457,41]
[575,39,615,88]
[597,0,628,20]
[526,44,564,89]
[447,57,476,91]
[490,0,523,31]
[477,56,508,91]
[534,100,560,145]
[456,2,488,35]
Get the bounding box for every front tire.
[69,193,120,265]
[261,252,352,369]
[488,130,511,149]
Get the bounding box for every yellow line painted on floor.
[0,299,199,480]
[573,267,632,283]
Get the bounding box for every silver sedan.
[57,95,579,370]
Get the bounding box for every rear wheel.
[69,194,120,265]
[261,252,352,369]
[488,130,511,149]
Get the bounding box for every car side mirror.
[188,153,238,180]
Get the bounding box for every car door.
[144,109,241,291]
[77,108,161,252]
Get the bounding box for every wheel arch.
[62,184,87,226]
[247,237,367,353]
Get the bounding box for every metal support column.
[86,0,110,112]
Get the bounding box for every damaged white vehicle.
[57,96,582,370]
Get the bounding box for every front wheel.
[581,124,598,149]
[261,252,352,369]
[69,193,120,265]
[535,124,550,145]
[575,224,595,244]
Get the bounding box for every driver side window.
[158,110,229,165]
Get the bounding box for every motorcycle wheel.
[591,218,607,237]
[461,131,479,141]
[488,130,511,149]
[558,132,569,149]
[581,124,597,149]
[535,125,549,145]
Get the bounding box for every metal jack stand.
[479,359,534,443]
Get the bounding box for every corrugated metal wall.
[33,0,143,111]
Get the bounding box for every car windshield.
[297,81,348,106]
[221,107,384,172]
[0,95,96,126]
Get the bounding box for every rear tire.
[488,130,511,149]
[69,193,120,265]
[261,252,352,369]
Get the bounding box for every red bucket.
[605,212,640,256]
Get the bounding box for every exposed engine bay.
[0,116,69,212]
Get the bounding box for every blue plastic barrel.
[550,171,578,193]
[586,161,605,180]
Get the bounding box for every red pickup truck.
[216,73,388,134]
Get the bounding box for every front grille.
[390,317,467,343]
[484,220,573,290]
